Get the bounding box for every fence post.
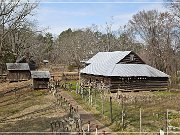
[121,95,125,129]
[87,121,90,132]
[140,108,142,135]
[81,87,84,98]
[91,95,93,106]
[95,88,97,107]
[76,82,78,94]
[69,104,72,116]
[76,106,78,112]
[50,122,53,133]
[95,125,98,135]
[166,109,169,135]
[101,90,104,115]
[110,96,113,123]
[89,87,91,104]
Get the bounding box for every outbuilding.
[6,63,31,82]
[31,71,50,89]
[80,51,169,92]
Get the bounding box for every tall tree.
[0,0,38,74]
[128,10,179,79]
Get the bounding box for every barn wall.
[80,73,110,88]
[19,71,31,80]
[7,70,31,82]
[110,77,169,91]
[81,74,169,91]
[33,78,49,89]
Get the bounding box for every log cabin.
[6,63,31,82]
[31,71,50,89]
[80,51,169,92]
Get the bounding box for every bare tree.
[0,0,38,74]
[128,10,180,84]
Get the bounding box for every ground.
[0,81,113,134]
[0,80,180,134]
[0,81,67,132]
[65,82,180,134]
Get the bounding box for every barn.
[6,63,31,82]
[31,71,50,89]
[80,51,169,92]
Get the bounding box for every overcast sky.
[32,0,167,35]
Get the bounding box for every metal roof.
[31,71,51,79]
[80,64,169,77]
[6,63,30,71]
[16,56,26,63]
[85,51,131,64]
[43,60,49,63]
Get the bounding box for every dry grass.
[0,80,31,92]
[0,82,67,132]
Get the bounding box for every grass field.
[0,83,67,132]
[0,80,179,133]
[65,82,180,133]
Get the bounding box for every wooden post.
[81,88,84,98]
[89,87,91,104]
[102,90,104,115]
[140,108,142,135]
[76,106,78,112]
[95,125,98,135]
[95,88,97,107]
[166,109,168,135]
[76,82,78,94]
[110,96,113,123]
[121,95,124,129]
[91,95,93,106]
[87,121,90,132]
[78,118,82,133]
[70,104,72,115]
[50,122,53,133]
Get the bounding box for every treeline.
[0,0,180,84]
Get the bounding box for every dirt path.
[60,90,116,135]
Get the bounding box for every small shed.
[6,63,31,82]
[31,71,51,89]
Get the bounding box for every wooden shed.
[31,71,50,89]
[80,51,169,92]
[6,63,31,82]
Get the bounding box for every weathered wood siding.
[80,73,110,88]
[32,78,49,89]
[81,74,169,91]
[118,52,145,64]
[110,77,169,91]
[7,70,31,82]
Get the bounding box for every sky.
[31,0,168,35]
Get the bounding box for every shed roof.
[16,56,26,63]
[85,51,131,64]
[80,63,169,77]
[6,63,30,71]
[31,71,51,79]
[43,60,49,63]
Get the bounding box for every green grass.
[64,85,180,132]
